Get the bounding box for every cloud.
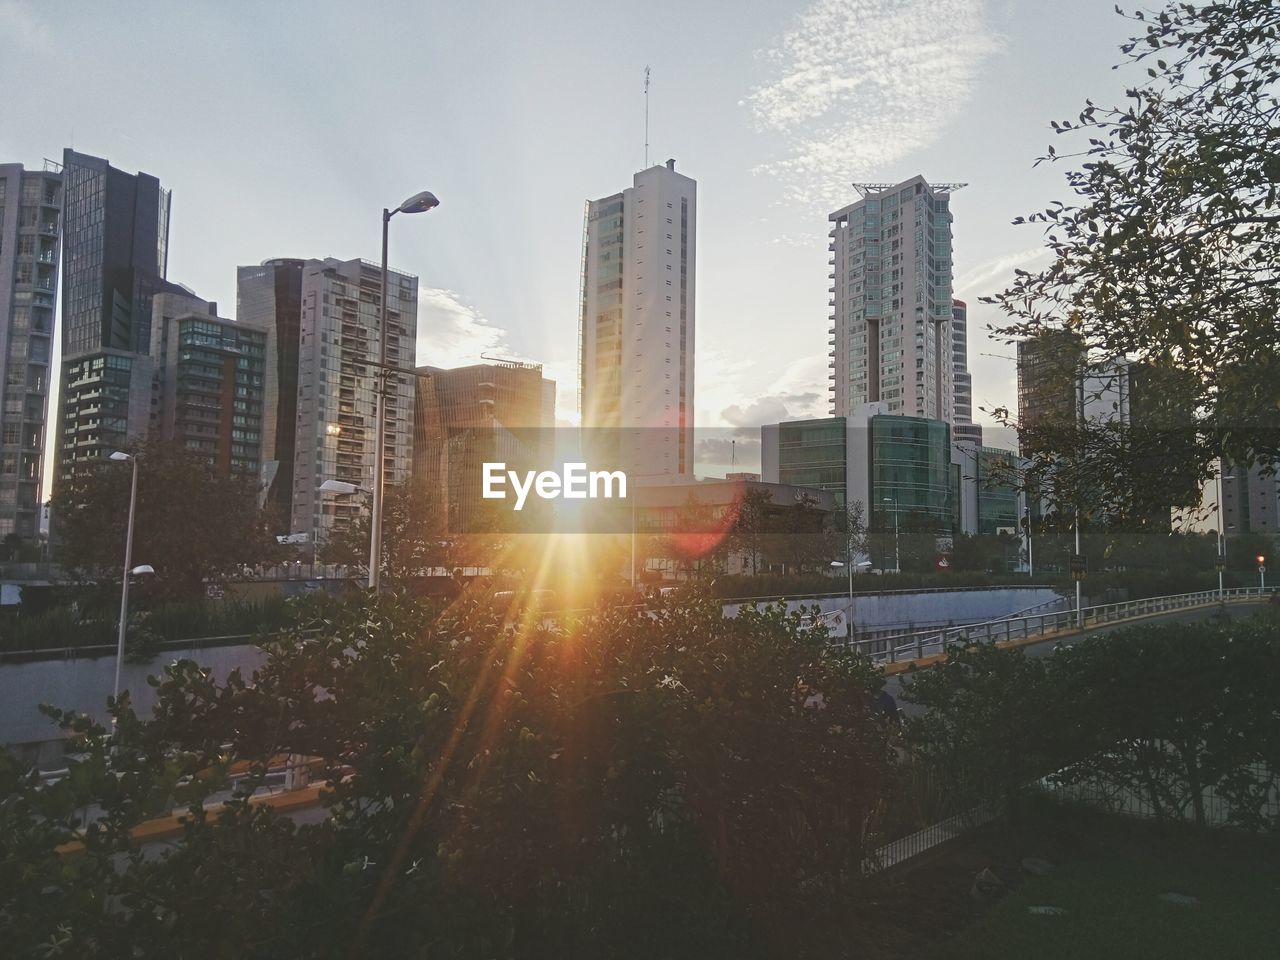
[699,352,831,442]
[0,2,51,52]
[696,436,763,474]
[747,0,1002,207]
[415,288,516,369]
[722,393,822,434]
[953,246,1051,301]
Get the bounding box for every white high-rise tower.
[828,177,963,423]
[579,160,696,480]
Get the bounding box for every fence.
[851,586,1273,663]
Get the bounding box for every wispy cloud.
[0,1,52,53]
[414,290,582,424]
[415,288,517,369]
[747,0,1002,207]
[953,246,1051,300]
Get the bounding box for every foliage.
[0,592,899,958]
[899,617,1280,831]
[900,642,1055,821]
[988,0,1280,519]
[1047,618,1280,829]
[51,440,281,603]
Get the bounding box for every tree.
[763,494,832,575]
[0,592,899,957]
[727,487,773,575]
[988,0,1280,519]
[320,481,452,583]
[52,440,278,603]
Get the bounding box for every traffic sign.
[1214,556,1226,572]
[935,554,951,571]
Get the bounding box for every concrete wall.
[723,586,1060,635]
[2,644,265,763]
[5,585,1058,761]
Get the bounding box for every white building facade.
[579,160,696,481]
[292,258,418,542]
[828,177,959,425]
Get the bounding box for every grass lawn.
[925,803,1280,960]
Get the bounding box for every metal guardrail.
[718,582,1057,606]
[851,587,1273,664]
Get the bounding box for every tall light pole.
[1023,507,1034,577]
[370,190,439,594]
[1217,469,1230,597]
[882,497,899,573]
[1074,510,1083,628]
[110,451,140,703]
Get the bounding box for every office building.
[237,258,304,518]
[292,258,418,542]
[414,360,555,532]
[149,290,267,483]
[579,159,696,480]
[56,149,176,478]
[762,405,956,534]
[951,299,982,444]
[1015,329,1086,457]
[828,177,961,423]
[761,416,856,506]
[0,161,62,541]
[1220,461,1280,537]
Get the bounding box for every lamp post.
[1213,471,1233,599]
[882,497,900,573]
[370,190,439,594]
[109,451,140,703]
[1023,507,1034,577]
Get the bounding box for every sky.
[0,0,1146,482]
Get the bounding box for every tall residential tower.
[579,160,696,481]
[291,257,418,543]
[0,161,62,541]
[828,177,962,424]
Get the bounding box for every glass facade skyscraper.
[0,161,62,541]
[56,149,174,480]
[870,415,954,533]
[150,290,267,483]
[237,258,304,520]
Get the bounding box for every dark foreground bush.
[0,592,898,959]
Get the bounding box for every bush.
[1,591,899,958]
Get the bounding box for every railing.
[851,586,1272,664]
[720,582,1056,605]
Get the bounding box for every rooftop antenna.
[644,66,651,167]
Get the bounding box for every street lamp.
[1217,469,1238,597]
[370,190,439,594]
[109,451,142,703]
[881,497,900,573]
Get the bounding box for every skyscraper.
[56,149,177,479]
[237,258,304,519]
[291,258,418,543]
[413,360,556,532]
[149,290,267,483]
[0,161,62,542]
[828,177,961,424]
[951,299,982,444]
[579,159,696,481]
